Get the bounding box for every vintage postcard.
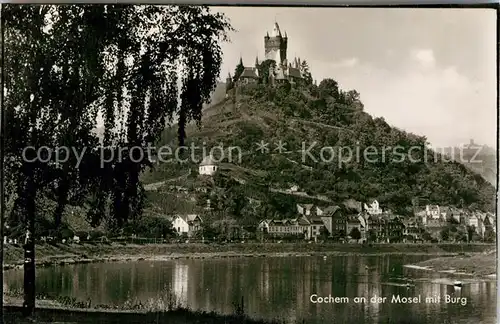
[1,4,497,324]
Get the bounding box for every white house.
[173,214,203,237]
[425,205,441,219]
[199,155,218,176]
[297,203,314,216]
[467,214,479,228]
[364,200,383,215]
[258,219,271,232]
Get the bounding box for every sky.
[214,7,497,149]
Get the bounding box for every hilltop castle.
[227,22,307,87]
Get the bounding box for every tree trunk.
[54,179,69,230]
[22,175,36,317]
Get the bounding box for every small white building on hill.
[199,155,218,176]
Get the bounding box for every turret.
[271,22,282,37]
[255,56,259,68]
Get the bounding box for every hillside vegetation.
[141,79,496,222]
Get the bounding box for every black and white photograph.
[0,4,498,324]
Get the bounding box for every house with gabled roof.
[238,67,259,85]
[297,203,316,216]
[320,205,345,235]
[173,214,203,237]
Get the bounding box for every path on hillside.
[292,118,354,132]
[143,171,191,191]
[269,188,332,202]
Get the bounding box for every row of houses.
[165,196,496,242]
[256,200,496,242]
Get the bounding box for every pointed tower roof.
[239,56,243,65]
[255,56,259,66]
[284,31,287,38]
[271,22,282,37]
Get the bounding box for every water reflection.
[4,255,497,324]
[173,263,188,305]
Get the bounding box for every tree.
[422,232,432,242]
[233,57,244,82]
[318,78,340,100]
[4,5,232,316]
[367,229,377,242]
[440,228,450,241]
[349,227,361,240]
[300,60,313,85]
[319,226,329,240]
[484,230,495,243]
[466,225,476,242]
[256,59,276,85]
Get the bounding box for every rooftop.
[240,67,259,79]
[200,155,217,166]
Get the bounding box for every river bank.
[3,303,286,324]
[404,250,496,278]
[3,289,287,324]
[3,242,494,270]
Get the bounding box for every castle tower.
[264,22,287,64]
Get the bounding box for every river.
[3,255,497,324]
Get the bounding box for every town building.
[425,205,441,219]
[258,216,312,239]
[308,216,326,239]
[321,205,346,236]
[346,216,365,242]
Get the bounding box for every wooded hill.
[141,79,496,222]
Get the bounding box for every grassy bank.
[3,306,289,324]
[409,250,496,277]
[3,289,288,324]
[3,242,494,270]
